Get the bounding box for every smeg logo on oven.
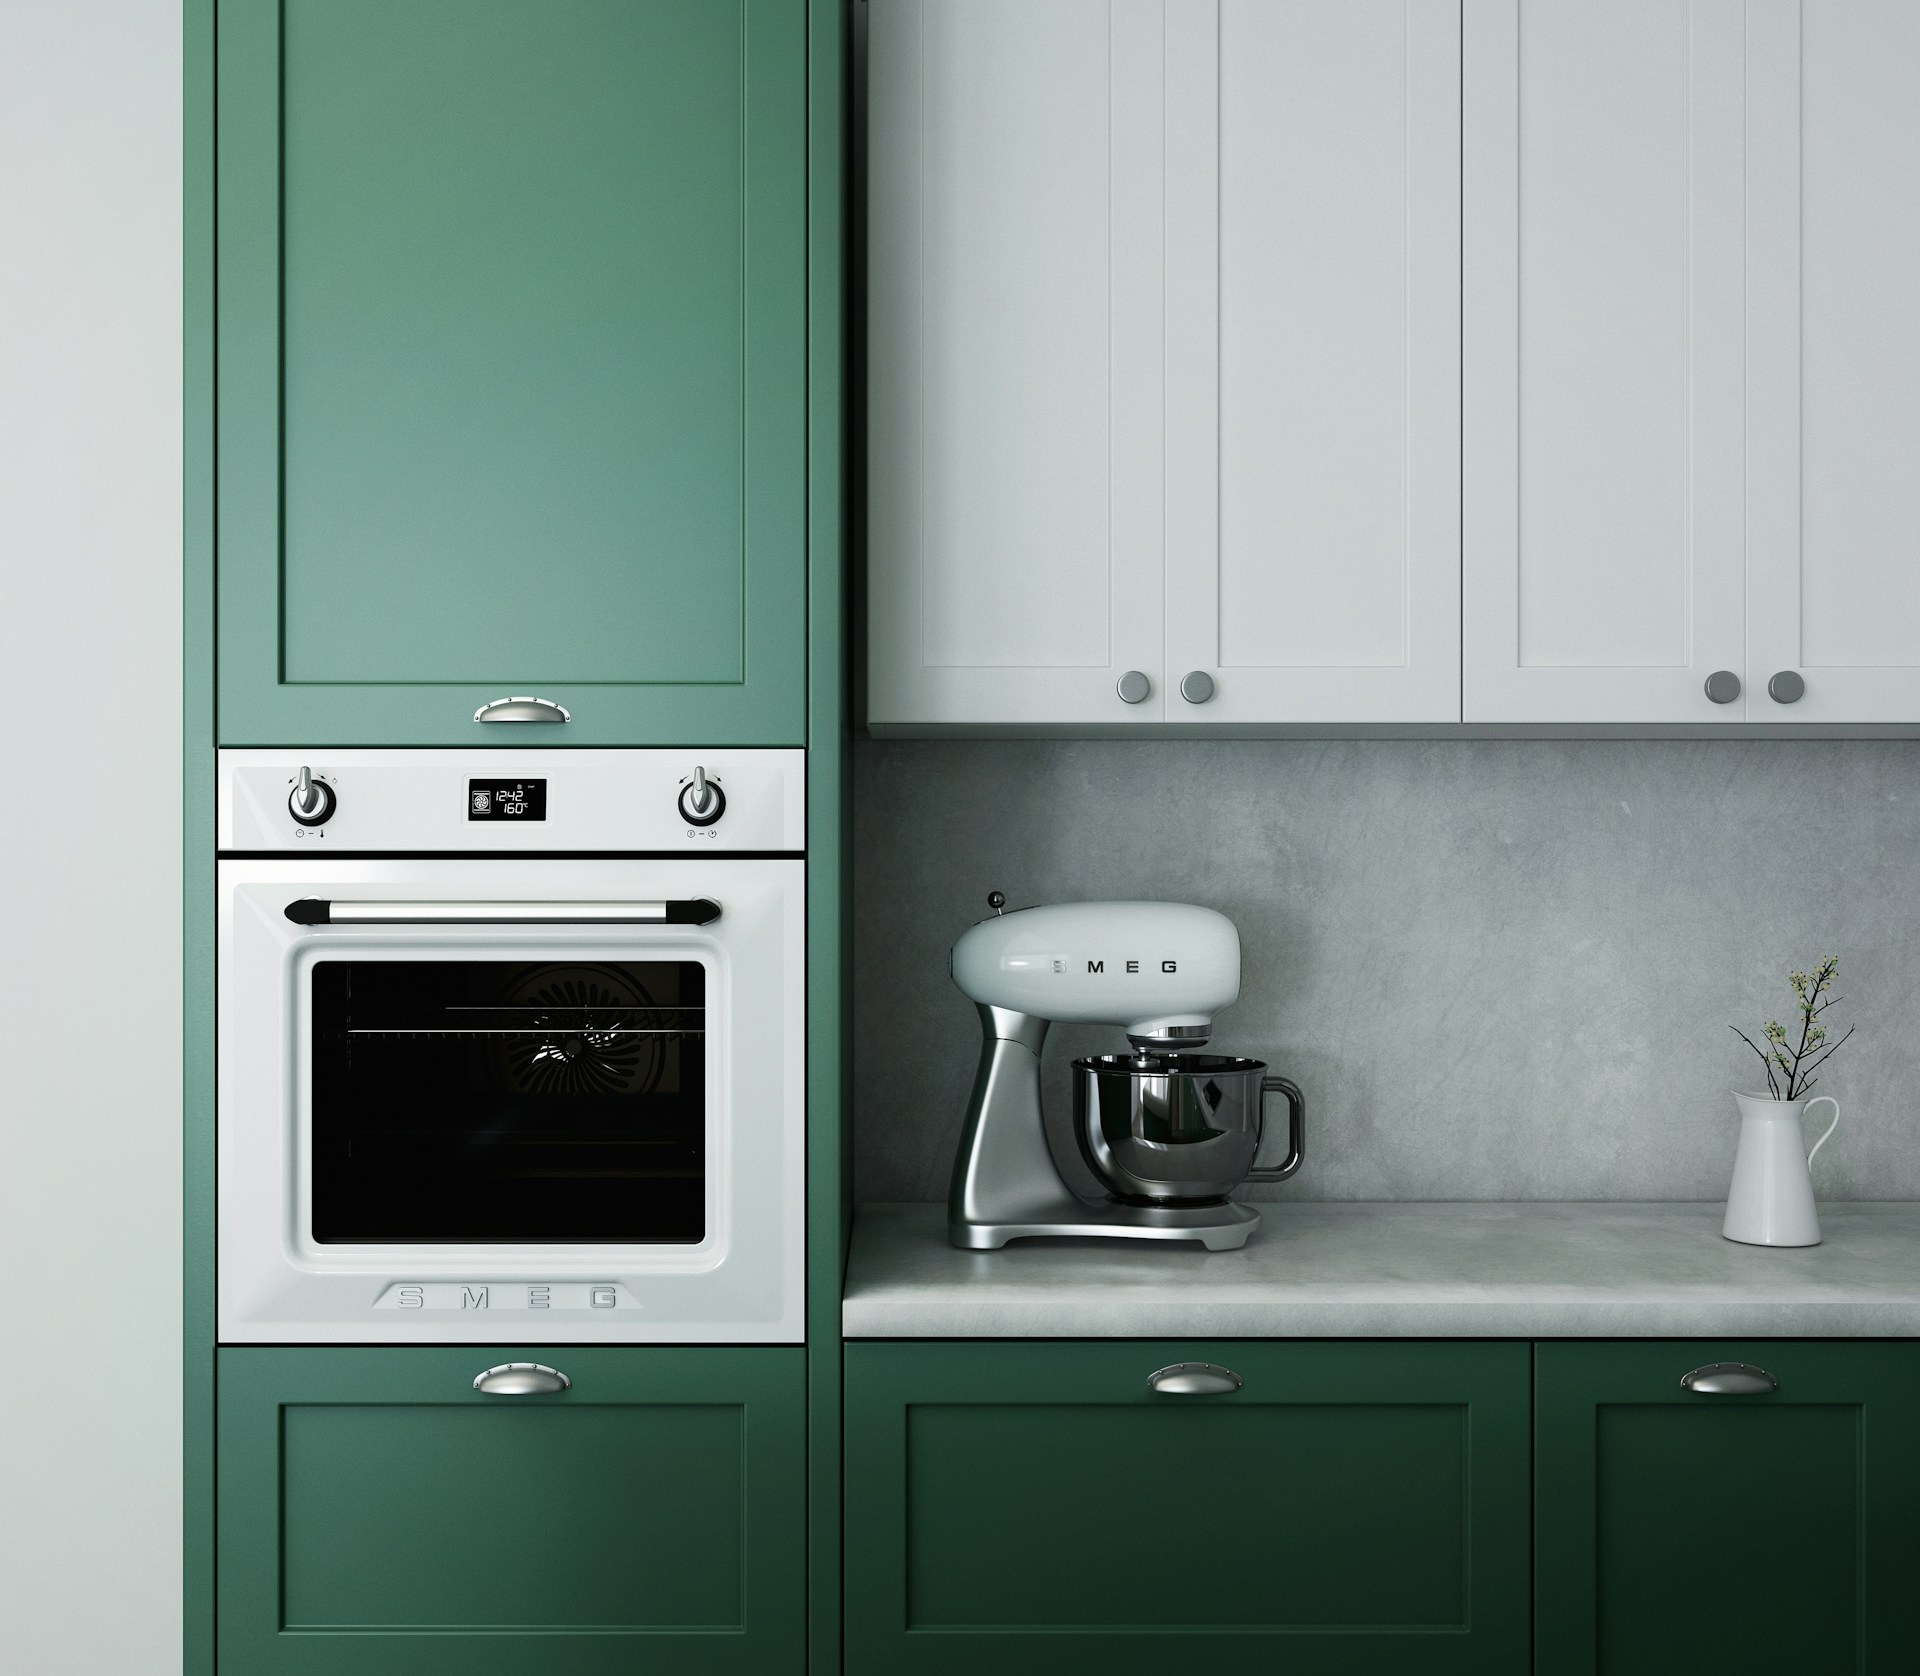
[372,1282,641,1312]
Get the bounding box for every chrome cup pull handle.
[1681,1362,1778,1395]
[474,1363,571,1396]
[1245,1075,1305,1183]
[1148,1362,1243,1396]
[474,696,571,723]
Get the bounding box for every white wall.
[0,4,182,1670]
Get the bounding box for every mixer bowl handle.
[1246,1076,1305,1182]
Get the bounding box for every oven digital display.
[467,779,547,822]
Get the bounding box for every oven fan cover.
[492,963,672,1097]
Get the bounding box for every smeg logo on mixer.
[1055,959,1179,974]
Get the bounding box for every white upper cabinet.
[1462,0,1748,723]
[1465,0,1920,726]
[1746,0,1920,723]
[1163,0,1463,723]
[867,0,1168,725]
[867,0,1462,728]
[872,0,1920,731]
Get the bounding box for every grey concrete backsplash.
[853,738,1920,1204]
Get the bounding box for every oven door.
[217,858,803,1343]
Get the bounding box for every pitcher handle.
[1804,1095,1840,1166]
[1246,1076,1305,1183]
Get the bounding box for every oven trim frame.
[216,855,805,1344]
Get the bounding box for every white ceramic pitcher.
[1723,1091,1840,1247]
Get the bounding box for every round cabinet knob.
[1179,670,1216,705]
[1115,670,1152,705]
[1703,670,1742,705]
[288,766,336,827]
[1768,670,1806,705]
[678,766,726,827]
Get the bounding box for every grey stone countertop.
[842,1201,1920,1338]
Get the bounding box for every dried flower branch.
[1730,956,1856,1101]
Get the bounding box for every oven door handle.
[284,898,721,926]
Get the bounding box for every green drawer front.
[217,1345,804,1675]
[846,1340,1531,1676]
[1535,1340,1920,1676]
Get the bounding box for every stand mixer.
[947,896,1304,1251]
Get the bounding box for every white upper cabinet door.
[1463,0,1748,723]
[1163,0,1464,724]
[866,0,1168,726]
[1747,1,1920,723]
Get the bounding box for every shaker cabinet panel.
[866,0,1459,730]
[845,1340,1531,1676]
[1534,1340,1920,1675]
[866,0,1167,725]
[1164,0,1462,724]
[870,0,1920,732]
[216,1345,805,1676]
[1745,0,1920,722]
[215,0,807,747]
[1462,0,1747,723]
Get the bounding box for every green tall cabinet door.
[215,0,807,747]
[1535,1340,1920,1674]
[216,1346,805,1675]
[845,1340,1532,1676]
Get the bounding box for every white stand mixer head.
[949,899,1240,1046]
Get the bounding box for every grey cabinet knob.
[1768,670,1806,704]
[1681,1362,1777,1395]
[1148,1362,1243,1396]
[1703,670,1741,704]
[1179,670,1216,704]
[1116,670,1152,705]
[473,1362,571,1395]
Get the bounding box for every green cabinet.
[1535,1340,1920,1674]
[844,1339,1531,1676]
[216,1345,804,1675]
[214,0,807,748]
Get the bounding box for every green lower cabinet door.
[844,1340,1531,1676]
[216,1346,804,1676]
[1534,1340,1920,1674]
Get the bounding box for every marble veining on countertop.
[842,1201,1920,1338]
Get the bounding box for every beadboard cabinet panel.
[1746,0,1920,722]
[1535,1341,1920,1674]
[216,0,807,746]
[217,1346,805,1675]
[845,1340,1531,1676]
[867,0,1167,724]
[1164,0,1462,723]
[1463,0,1747,723]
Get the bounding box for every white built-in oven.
[216,749,805,1344]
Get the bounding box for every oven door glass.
[310,959,704,1243]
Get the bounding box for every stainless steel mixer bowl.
[1072,1053,1305,1205]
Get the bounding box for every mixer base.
[951,1198,1261,1251]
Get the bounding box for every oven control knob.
[289,766,336,827]
[678,767,725,827]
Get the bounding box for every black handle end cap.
[665,898,721,925]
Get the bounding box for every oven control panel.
[218,749,805,852]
